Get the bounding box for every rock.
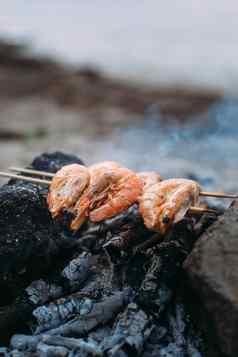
[31,151,85,173]
[183,205,238,356]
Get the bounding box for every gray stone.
[184,205,238,356]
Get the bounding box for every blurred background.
[1,1,238,199]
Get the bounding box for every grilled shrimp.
[70,162,143,230]
[47,164,90,218]
[139,178,200,234]
[89,161,121,172]
[138,171,162,188]
[90,167,143,222]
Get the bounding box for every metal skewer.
[0,171,218,215]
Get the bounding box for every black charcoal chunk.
[103,205,141,231]
[158,342,185,357]
[101,303,153,356]
[103,205,151,253]
[46,289,132,337]
[36,342,68,357]
[138,241,187,316]
[0,184,59,292]
[9,350,26,357]
[88,326,112,344]
[43,335,102,356]
[26,280,63,306]
[33,293,93,333]
[10,334,41,352]
[62,253,96,291]
[168,304,203,357]
[31,151,84,173]
[0,347,10,356]
[142,301,204,357]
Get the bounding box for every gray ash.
[0,151,212,356]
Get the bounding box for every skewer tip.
[200,191,238,199]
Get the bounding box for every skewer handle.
[189,206,217,215]
[9,167,54,178]
[200,191,238,199]
[0,172,50,185]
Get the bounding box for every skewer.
[0,172,50,185]
[9,167,54,178]
[188,207,217,215]
[199,191,238,199]
[0,171,218,215]
[8,167,238,199]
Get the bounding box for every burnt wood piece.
[45,289,132,337]
[0,252,96,342]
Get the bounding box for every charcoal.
[33,293,93,333]
[0,347,10,356]
[61,253,97,292]
[88,326,112,344]
[9,350,26,357]
[10,334,41,351]
[0,252,96,340]
[152,304,189,357]
[36,342,68,357]
[0,277,65,340]
[31,151,85,173]
[78,252,120,297]
[46,289,132,337]
[26,280,63,306]
[103,205,141,231]
[40,252,98,299]
[142,299,205,357]
[26,252,97,305]
[158,343,185,357]
[42,335,102,356]
[77,205,151,255]
[138,222,193,316]
[0,279,63,338]
[0,183,60,299]
[0,293,39,342]
[138,248,177,315]
[186,341,203,357]
[103,205,151,254]
[101,303,154,356]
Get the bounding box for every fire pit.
[0,152,222,356]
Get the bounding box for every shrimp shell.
[90,168,143,222]
[71,164,143,229]
[139,178,200,234]
[138,171,162,188]
[47,164,90,218]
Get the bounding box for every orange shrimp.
[89,161,121,173]
[70,161,122,230]
[139,178,200,234]
[138,171,163,188]
[70,162,143,230]
[89,167,143,222]
[47,164,90,218]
